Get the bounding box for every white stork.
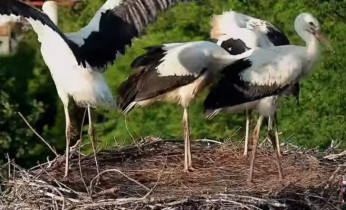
[210,10,300,157]
[118,41,253,171]
[0,0,187,177]
[204,13,329,183]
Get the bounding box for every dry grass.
[0,138,345,209]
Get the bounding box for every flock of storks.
[0,0,329,183]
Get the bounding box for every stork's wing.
[211,10,289,54]
[66,0,186,72]
[0,0,84,66]
[204,46,304,111]
[265,22,290,46]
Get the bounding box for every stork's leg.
[273,113,283,180]
[263,115,273,144]
[247,115,264,183]
[182,107,193,172]
[268,130,283,180]
[244,110,252,156]
[268,116,273,131]
[274,112,282,158]
[64,104,71,177]
[87,105,100,180]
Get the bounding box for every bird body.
[35,21,115,108]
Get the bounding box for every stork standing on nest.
[209,10,300,157]
[204,13,329,183]
[0,0,188,177]
[117,41,254,171]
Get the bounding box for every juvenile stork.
[210,10,300,157]
[118,41,253,171]
[0,0,187,177]
[204,13,328,183]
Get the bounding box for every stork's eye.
[309,22,315,26]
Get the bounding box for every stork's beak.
[313,30,333,52]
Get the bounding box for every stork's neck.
[306,36,320,61]
[300,31,320,61]
[298,31,321,76]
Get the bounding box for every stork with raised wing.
[0,0,188,177]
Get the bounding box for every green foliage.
[0,0,345,167]
[0,41,48,166]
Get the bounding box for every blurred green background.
[0,0,345,167]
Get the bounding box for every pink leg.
[182,107,194,172]
[247,115,264,184]
[244,110,252,156]
[88,105,100,182]
[64,104,71,177]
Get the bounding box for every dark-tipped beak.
[313,30,333,52]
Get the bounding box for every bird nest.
[0,138,345,209]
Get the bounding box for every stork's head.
[295,13,320,34]
[294,13,329,47]
[42,1,58,25]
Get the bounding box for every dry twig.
[18,112,58,157]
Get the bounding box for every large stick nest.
[0,138,345,209]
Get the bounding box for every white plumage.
[239,46,305,86]
[204,12,328,182]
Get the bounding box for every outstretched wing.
[67,0,186,72]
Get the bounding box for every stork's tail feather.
[210,14,224,39]
[205,108,221,120]
[123,102,137,114]
[210,10,236,40]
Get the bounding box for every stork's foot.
[246,177,254,186]
[183,166,196,172]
